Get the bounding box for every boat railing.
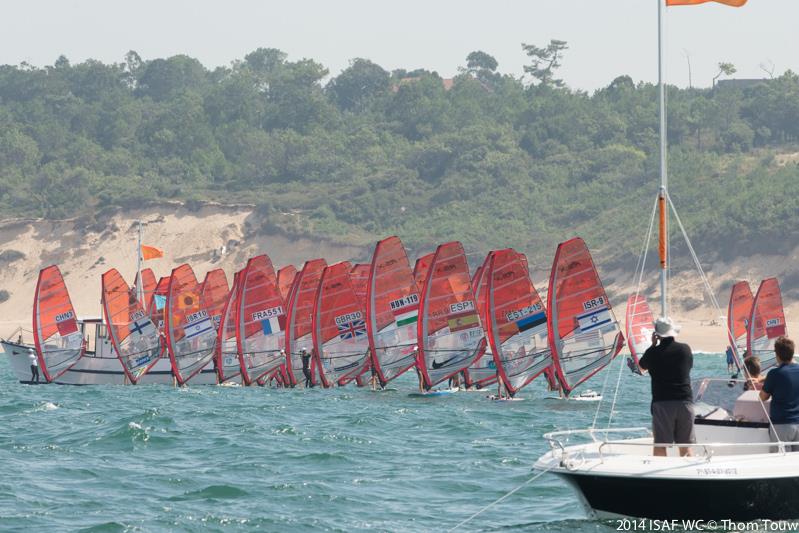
[543,427,799,466]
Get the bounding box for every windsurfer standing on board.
[28,349,39,383]
[301,348,312,388]
[639,317,695,457]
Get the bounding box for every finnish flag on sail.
[129,318,156,337]
[577,306,612,333]
[185,316,214,339]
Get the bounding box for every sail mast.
[658,0,669,318]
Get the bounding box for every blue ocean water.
[0,354,726,532]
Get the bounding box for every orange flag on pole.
[141,245,164,261]
[666,0,747,6]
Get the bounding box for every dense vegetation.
[1,47,798,268]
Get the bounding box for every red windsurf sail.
[277,265,298,301]
[32,265,85,382]
[350,264,370,304]
[625,294,654,375]
[165,264,218,385]
[748,278,786,371]
[365,236,420,385]
[313,262,371,386]
[417,242,486,389]
[102,268,161,383]
[547,237,623,396]
[465,252,495,389]
[201,269,230,334]
[728,281,753,368]
[217,270,243,383]
[148,276,171,334]
[485,249,551,395]
[285,258,327,386]
[134,268,157,312]
[237,255,286,385]
[413,253,434,292]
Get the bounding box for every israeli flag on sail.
[260,316,282,336]
[185,316,214,339]
[577,306,612,333]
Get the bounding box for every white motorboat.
[535,379,799,520]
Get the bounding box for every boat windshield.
[693,377,752,415]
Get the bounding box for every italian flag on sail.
[395,307,418,328]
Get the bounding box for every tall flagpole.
[136,220,144,304]
[658,0,669,319]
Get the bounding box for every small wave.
[75,521,127,533]
[169,484,249,501]
[34,401,59,412]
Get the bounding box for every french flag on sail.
[577,306,612,333]
[185,317,214,339]
[260,316,285,335]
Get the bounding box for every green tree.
[521,39,568,87]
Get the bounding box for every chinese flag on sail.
[666,0,747,6]
[141,245,164,260]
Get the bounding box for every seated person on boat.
[639,317,694,457]
[760,336,799,451]
[743,355,764,391]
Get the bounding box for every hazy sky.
[2,0,795,91]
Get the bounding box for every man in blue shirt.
[760,337,799,451]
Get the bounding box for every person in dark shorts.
[28,350,40,383]
[301,349,313,388]
[639,317,694,457]
[760,337,799,451]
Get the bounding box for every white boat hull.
[2,340,218,385]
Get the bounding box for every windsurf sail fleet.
[484,249,552,396]
[134,268,157,312]
[313,262,371,386]
[365,236,420,386]
[547,237,623,396]
[101,268,161,383]
[200,269,230,334]
[237,255,287,385]
[625,294,654,375]
[747,277,786,371]
[148,276,170,334]
[727,280,754,369]
[165,264,218,385]
[217,270,243,383]
[285,258,327,387]
[32,265,85,382]
[416,241,486,390]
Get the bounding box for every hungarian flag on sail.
[141,245,164,260]
[666,0,747,6]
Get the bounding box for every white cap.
[654,316,681,338]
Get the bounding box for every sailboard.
[148,276,170,334]
[284,258,327,387]
[201,269,229,334]
[464,252,495,389]
[32,265,85,382]
[165,264,218,385]
[313,262,371,386]
[237,255,287,385]
[413,253,434,292]
[416,241,486,390]
[101,268,161,383]
[727,281,754,368]
[134,268,157,312]
[625,294,654,375]
[365,236,421,386]
[747,277,786,371]
[485,248,552,396]
[277,265,298,301]
[547,237,624,396]
[217,270,243,383]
